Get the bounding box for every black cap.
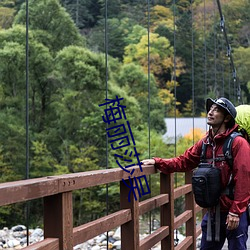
[206,97,237,119]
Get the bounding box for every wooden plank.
[195,204,203,213]
[140,226,169,250]
[185,171,197,250]
[44,192,73,250]
[139,194,169,216]
[174,210,192,229]
[58,165,156,192]
[196,226,202,237]
[22,238,59,250]
[120,178,140,250]
[0,165,205,250]
[174,184,192,199]
[161,173,174,250]
[73,209,131,245]
[175,236,193,250]
[0,177,59,206]
[0,165,156,207]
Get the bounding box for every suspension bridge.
[0,0,249,249]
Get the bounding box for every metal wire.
[147,0,152,234]
[215,0,242,104]
[25,0,30,245]
[204,0,207,97]
[172,0,179,245]
[104,0,109,248]
[191,0,195,144]
[213,0,217,95]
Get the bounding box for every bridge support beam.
[161,173,174,250]
[44,192,73,250]
[120,178,140,250]
[185,171,197,250]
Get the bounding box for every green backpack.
[235,105,250,142]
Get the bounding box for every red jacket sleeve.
[154,140,203,174]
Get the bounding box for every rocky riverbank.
[0,225,188,249]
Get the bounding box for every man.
[142,97,250,250]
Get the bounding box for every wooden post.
[44,192,73,250]
[185,171,196,250]
[120,178,140,250]
[161,173,174,250]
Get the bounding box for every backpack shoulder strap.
[200,141,208,162]
[223,132,242,169]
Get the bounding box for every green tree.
[116,63,165,132]
[234,46,250,102]
[30,141,57,177]
[61,0,101,29]
[0,6,15,29]
[14,0,84,52]
[124,31,185,88]
[86,17,139,60]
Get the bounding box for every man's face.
[207,104,226,127]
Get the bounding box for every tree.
[124,31,185,88]
[0,25,56,132]
[14,0,84,52]
[116,62,166,132]
[0,6,15,29]
[86,17,139,60]
[148,5,174,33]
[61,0,101,29]
[234,46,250,102]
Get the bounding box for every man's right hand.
[141,159,156,165]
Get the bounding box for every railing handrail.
[0,165,202,250]
[0,165,155,206]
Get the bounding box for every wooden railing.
[0,165,203,250]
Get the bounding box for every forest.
[0,0,249,228]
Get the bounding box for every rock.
[11,226,26,232]
[113,240,121,249]
[73,242,87,249]
[0,224,188,249]
[113,227,120,240]
[30,228,43,238]
[107,231,114,237]
[100,240,108,246]
[0,230,7,238]
[92,245,101,250]
[95,234,106,243]
[7,239,20,247]
[108,236,116,243]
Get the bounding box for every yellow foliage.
[149,5,174,31]
[158,88,174,105]
[166,80,180,91]
[166,107,181,117]
[183,99,193,114]
[184,128,205,142]
[0,7,14,29]
[124,33,173,74]
[200,112,207,118]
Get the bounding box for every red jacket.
[154,124,250,216]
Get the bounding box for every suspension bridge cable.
[216,0,242,103]
[104,0,109,248]
[25,0,30,245]
[173,1,177,158]
[147,0,152,234]
[172,0,179,245]
[213,0,217,94]
[203,0,207,97]
[218,32,225,96]
[191,0,195,145]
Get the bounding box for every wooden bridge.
[0,164,204,250]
